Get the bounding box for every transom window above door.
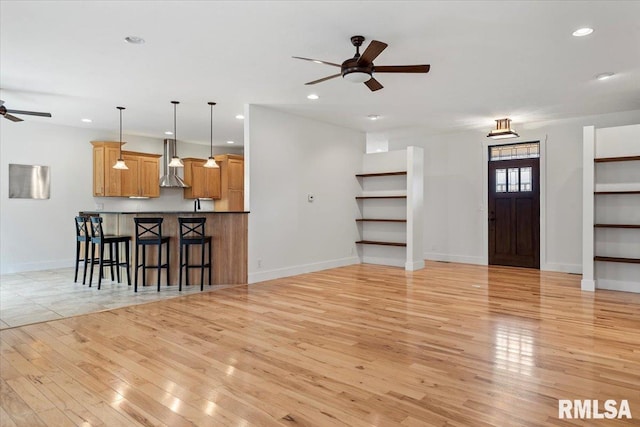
[490,142,540,161]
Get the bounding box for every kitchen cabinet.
[214,154,244,211]
[91,141,123,196]
[182,157,221,199]
[120,151,161,198]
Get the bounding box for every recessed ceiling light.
[124,36,145,44]
[596,72,615,81]
[81,118,92,123]
[164,131,173,135]
[368,115,380,121]
[235,114,244,120]
[307,94,319,100]
[226,140,235,144]
[572,27,593,37]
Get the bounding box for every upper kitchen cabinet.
[182,157,221,199]
[91,141,123,196]
[120,151,161,198]
[214,154,244,211]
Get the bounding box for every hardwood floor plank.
[2,262,640,426]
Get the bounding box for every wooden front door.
[489,158,540,268]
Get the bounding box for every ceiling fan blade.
[4,113,24,122]
[374,65,431,73]
[292,56,341,67]
[364,77,384,92]
[6,109,52,117]
[358,40,388,65]
[305,73,342,85]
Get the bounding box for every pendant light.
[112,106,129,170]
[203,102,219,168]
[168,101,184,167]
[487,118,519,140]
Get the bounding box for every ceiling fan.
[293,35,430,92]
[0,100,52,122]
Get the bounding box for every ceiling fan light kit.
[487,118,520,139]
[293,35,430,92]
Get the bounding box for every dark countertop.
[80,211,249,215]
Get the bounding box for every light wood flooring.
[1,261,640,426]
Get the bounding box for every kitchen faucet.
[194,198,201,212]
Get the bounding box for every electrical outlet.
[95,203,104,211]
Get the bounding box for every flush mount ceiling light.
[168,101,184,167]
[596,72,615,81]
[203,102,219,169]
[572,27,594,37]
[112,106,128,170]
[124,36,145,44]
[307,94,319,100]
[487,118,520,140]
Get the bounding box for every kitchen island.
[80,211,248,287]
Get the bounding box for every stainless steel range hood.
[159,139,189,188]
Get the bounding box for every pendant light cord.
[208,102,216,158]
[117,106,125,157]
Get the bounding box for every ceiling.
[1,1,639,147]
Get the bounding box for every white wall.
[386,109,640,273]
[246,106,365,283]
[0,120,242,274]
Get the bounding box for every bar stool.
[133,217,170,292]
[88,217,132,290]
[74,216,91,284]
[178,217,212,291]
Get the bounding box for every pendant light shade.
[112,106,129,170]
[487,118,519,139]
[203,101,219,169]
[168,101,184,167]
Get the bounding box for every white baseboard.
[360,256,405,268]
[541,262,582,274]
[405,260,425,271]
[248,256,360,284]
[581,279,596,292]
[423,252,485,266]
[1,259,73,275]
[596,279,640,293]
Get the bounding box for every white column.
[581,126,595,291]
[406,146,425,271]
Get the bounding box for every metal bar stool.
[133,217,170,292]
[178,217,212,291]
[74,216,91,284]
[88,216,132,290]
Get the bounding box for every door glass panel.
[508,168,519,192]
[520,167,532,192]
[496,169,506,193]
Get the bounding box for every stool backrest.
[89,216,105,241]
[179,217,207,240]
[134,217,164,243]
[75,216,89,242]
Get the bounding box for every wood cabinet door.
[93,146,105,196]
[228,159,244,190]
[104,146,122,196]
[120,154,139,197]
[204,167,221,199]
[140,157,160,197]
[190,163,207,198]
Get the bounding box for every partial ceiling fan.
[293,35,430,92]
[0,100,52,122]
